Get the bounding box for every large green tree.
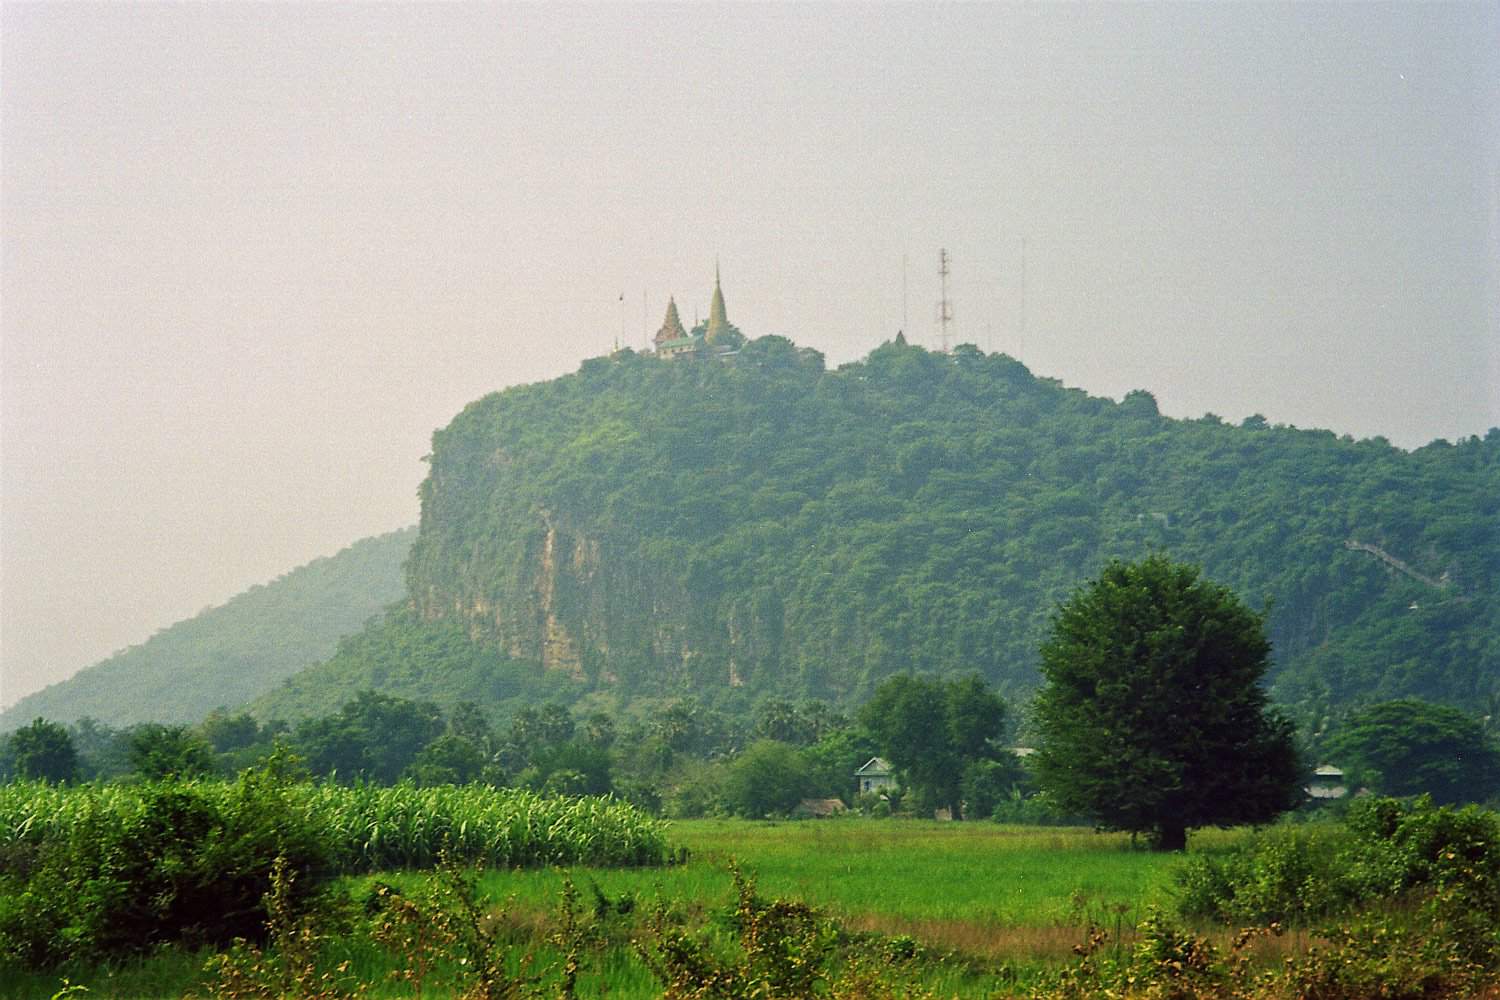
[859,673,1009,818]
[1324,699,1500,804]
[127,723,217,780]
[1033,557,1302,849]
[292,690,445,783]
[723,740,812,818]
[8,718,78,783]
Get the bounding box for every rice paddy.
[455,818,1248,966]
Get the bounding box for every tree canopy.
[8,718,78,783]
[127,723,217,780]
[859,673,1009,817]
[292,690,445,784]
[1033,557,1303,848]
[1324,699,1500,804]
[723,740,812,818]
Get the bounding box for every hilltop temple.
[653,266,745,359]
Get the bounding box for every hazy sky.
[3,2,1497,708]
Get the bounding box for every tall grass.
[0,780,670,872]
[304,782,669,870]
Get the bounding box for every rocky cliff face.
[411,509,770,695]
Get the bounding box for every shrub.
[1176,797,1500,977]
[723,741,811,818]
[0,771,669,969]
[367,859,552,1000]
[0,765,328,966]
[1175,826,1343,925]
[202,856,364,1000]
[638,864,838,1000]
[638,863,933,1000]
[990,787,1078,826]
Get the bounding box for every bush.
[0,767,671,968]
[0,764,328,966]
[1176,795,1500,955]
[1342,795,1500,898]
[960,757,1025,820]
[723,741,811,818]
[660,759,728,819]
[990,788,1078,826]
[1175,826,1343,925]
[638,864,929,1000]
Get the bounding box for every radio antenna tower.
[1018,237,1027,359]
[937,248,953,353]
[902,253,909,334]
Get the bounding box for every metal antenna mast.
[902,253,909,335]
[1018,238,1027,359]
[937,248,953,353]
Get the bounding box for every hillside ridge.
[1,528,415,729]
[261,337,1497,721]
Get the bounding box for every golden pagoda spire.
[653,296,687,347]
[705,260,729,341]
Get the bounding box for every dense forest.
[267,337,1494,723]
[0,529,414,729]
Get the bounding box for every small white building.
[854,757,896,795]
[1306,763,1348,800]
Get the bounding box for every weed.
[200,856,363,1000]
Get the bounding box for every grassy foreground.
[11,795,1500,999]
[474,819,1226,959]
[4,817,1211,998]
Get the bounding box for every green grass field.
[3,818,1256,999]
[472,819,1235,944]
[341,818,1256,999]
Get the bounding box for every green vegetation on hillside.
[0,529,415,729]
[251,606,575,723]
[378,338,1497,718]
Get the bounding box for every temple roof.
[654,296,687,344]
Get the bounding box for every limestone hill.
[258,338,1496,721]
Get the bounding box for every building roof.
[854,757,893,776]
[654,296,687,345]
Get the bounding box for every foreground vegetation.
[4,797,1499,999]
[0,767,668,970]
